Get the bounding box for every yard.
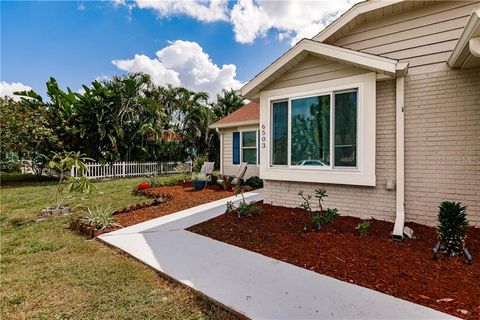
[0,174,236,320]
[189,202,480,319]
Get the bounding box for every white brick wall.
[264,67,480,227]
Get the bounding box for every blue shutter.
[232,132,240,164]
[257,130,260,165]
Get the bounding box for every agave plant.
[436,201,469,256]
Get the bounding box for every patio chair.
[220,162,248,189]
[200,161,215,185]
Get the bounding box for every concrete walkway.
[99,190,457,319]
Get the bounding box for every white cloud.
[231,0,361,46]
[0,81,33,101]
[112,40,242,98]
[134,0,229,22]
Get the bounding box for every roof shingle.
[210,101,259,128]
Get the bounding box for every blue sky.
[1,0,358,99]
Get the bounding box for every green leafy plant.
[228,185,260,218]
[192,156,208,173]
[311,208,339,231]
[46,151,95,209]
[314,187,328,211]
[81,207,120,230]
[225,201,235,216]
[245,176,263,188]
[192,173,209,181]
[356,219,372,236]
[437,201,469,256]
[298,190,312,214]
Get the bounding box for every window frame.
[238,130,259,166]
[259,72,376,186]
[271,90,358,170]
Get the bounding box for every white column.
[392,76,405,239]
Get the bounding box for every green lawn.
[0,175,232,319]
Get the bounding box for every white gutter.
[448,9,480,68]
[392,76,405,240]
[469,37,480,57]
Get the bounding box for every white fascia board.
[312,0,405,43]
[240,39,403,100]
[448,9,480,68]
[209,119,259,129]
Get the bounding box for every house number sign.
[261,124,266,148]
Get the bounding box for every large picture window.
[271,89,357,169]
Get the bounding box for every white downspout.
[392,76,405,240]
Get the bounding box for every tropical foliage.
[1,73,245,171]
[437,201,469,256]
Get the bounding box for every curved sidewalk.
[99,190,457,319]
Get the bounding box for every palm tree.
[213,89,244,118]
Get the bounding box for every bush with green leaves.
[245,176,263,188]
[192,173,209,181]
[192,156,209,173]
[311,208,339,231]
[314,188,328,211]
[222,186,261,218]
[356,219,372,236]
[437,201,469,256]
[81,207,120,230]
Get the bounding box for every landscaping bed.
[112,182,234,229]
[189,202,480,319]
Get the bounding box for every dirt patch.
[112,182,234,229]
[189,202,480,319]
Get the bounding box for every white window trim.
[238,129,260,166]
[259,72,376,186]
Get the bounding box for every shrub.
[148,175,161,188]
[311,208,339,230]
[437,201,469,256]
[314,187,328,211]
[82,207,120,230]
[245,176,263,188]
[356,219,372,236]
[237,201,260,218]
[192,156,208,173]
[298,190,312,214]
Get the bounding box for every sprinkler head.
[303,224,308,233]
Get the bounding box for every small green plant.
[192,156,208,173]
[236,201,260,218]
[225,201,235,216]
[46,151,96,209]
[245,176,263,188]
[82,207,120,230]
[314,187,328,211]
[437,201,469,256]
[148,175,161,188]
[192,173,209,181]
[356,219,372,236]
[311,208,339,231]
[298,190,312,214]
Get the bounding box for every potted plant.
[192,173,208,190]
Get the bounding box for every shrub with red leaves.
[137,182,150,190]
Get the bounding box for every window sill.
[261,167,375,186]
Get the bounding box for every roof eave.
[209,119,259,129]
[240,39,405,99]
[448,9,480,69]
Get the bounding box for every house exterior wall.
[327,1,480,75]
[221,126,260,180]
[263,80,397,222]
[262,2,480,227]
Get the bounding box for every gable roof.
[239,38,408,100]
[210,102,259,129]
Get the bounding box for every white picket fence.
[71,161,192,179]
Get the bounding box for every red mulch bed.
[188,202,480,319]
[111,182,234,229]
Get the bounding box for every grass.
[0,174,233,319]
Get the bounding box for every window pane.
[335,91,357,167]
[242,148,257,164]
[242,131,256,147]
[291,95,330,166]
[272,101,288,165]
